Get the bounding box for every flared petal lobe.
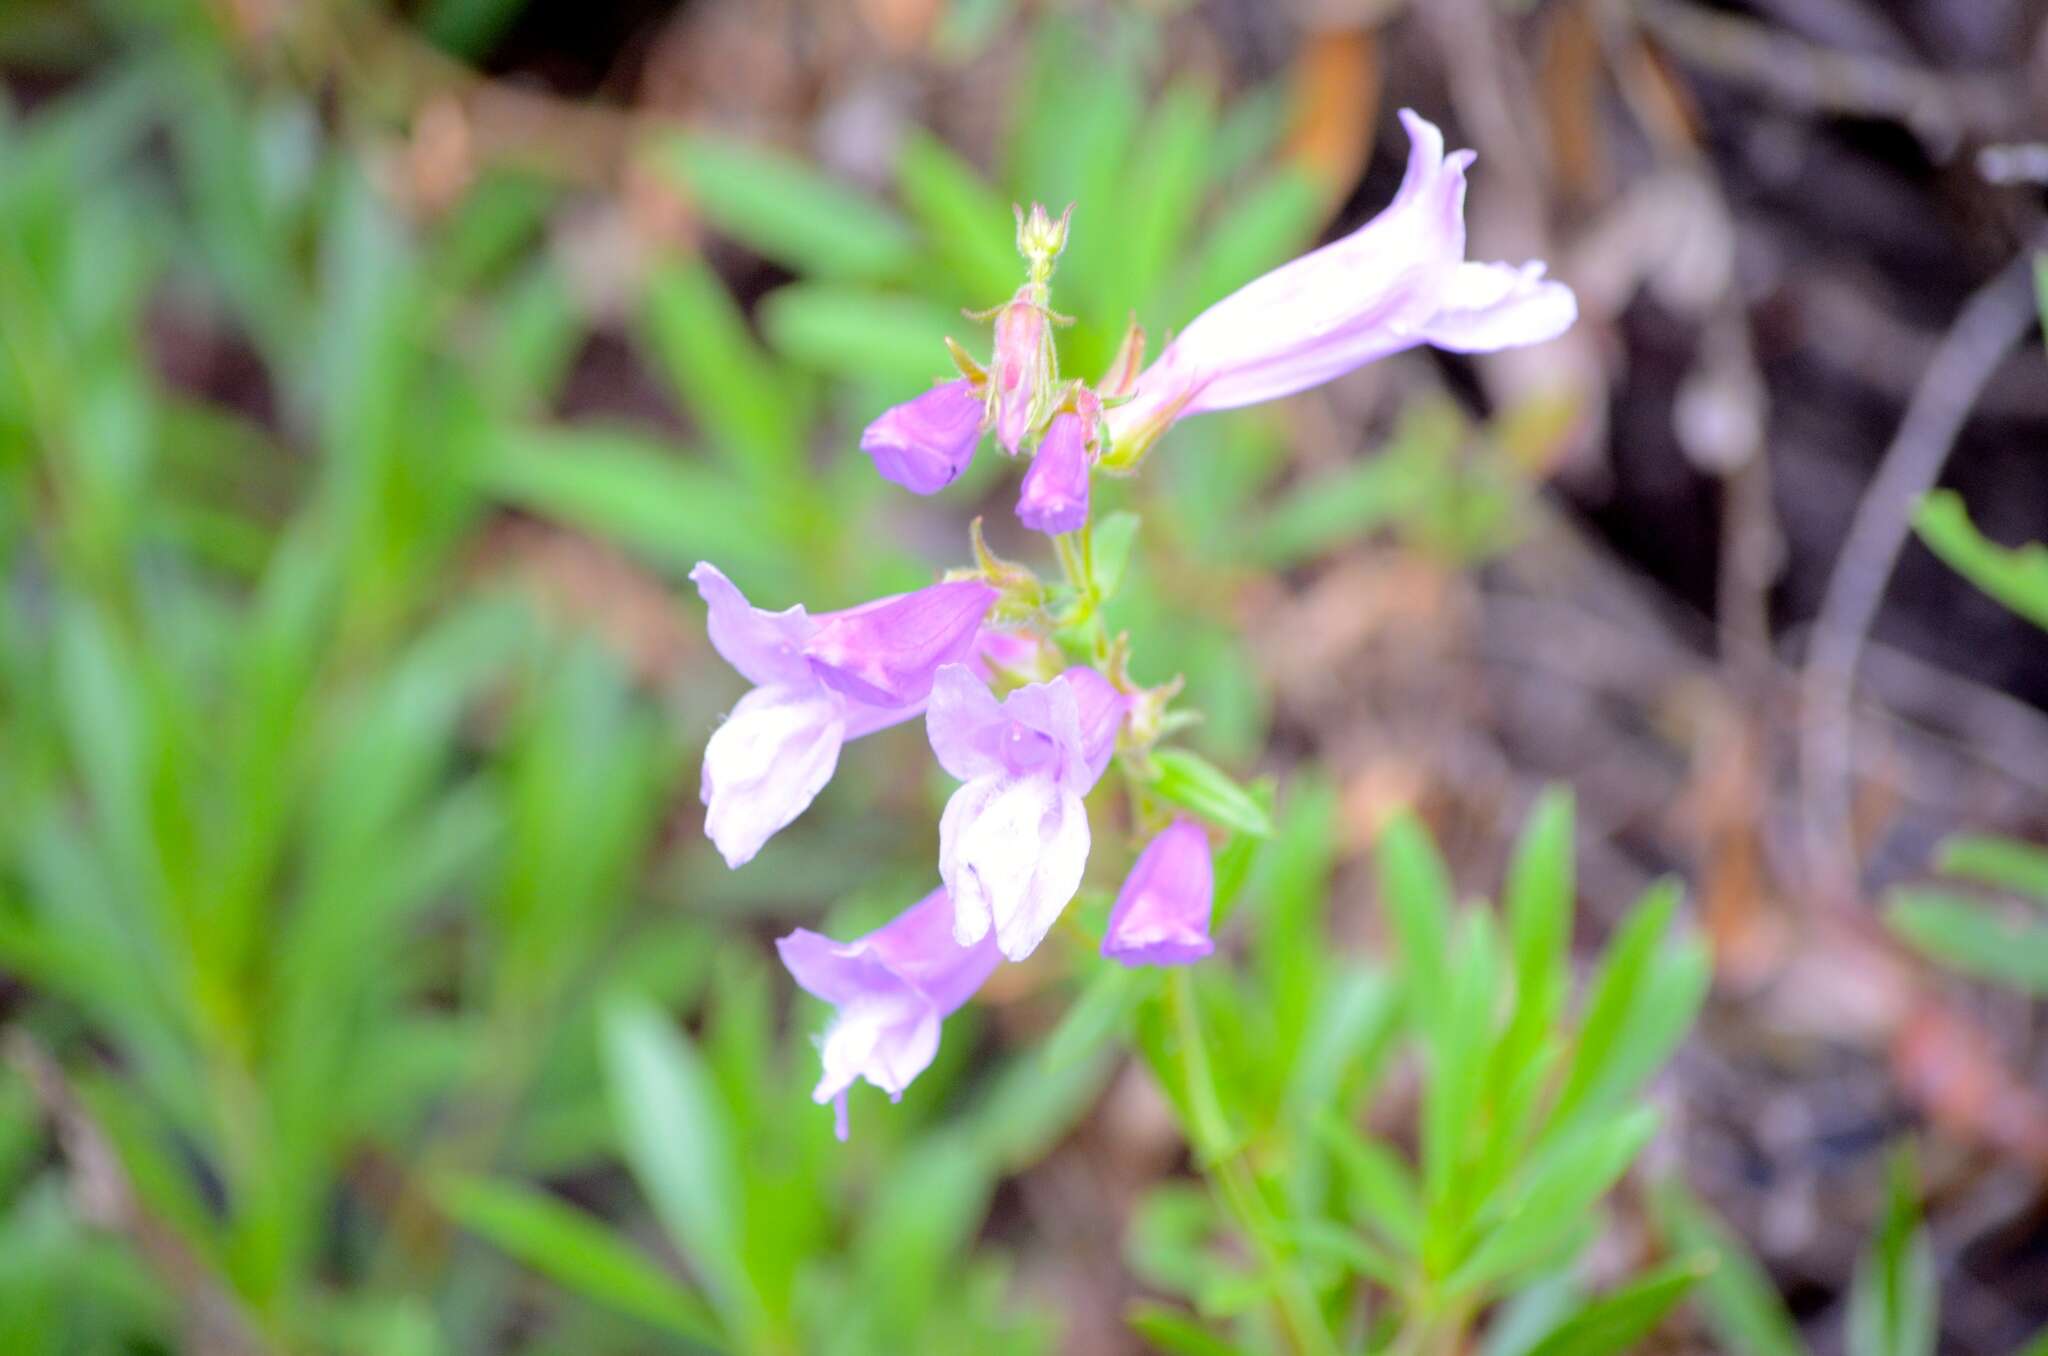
[1102,819,1216,966]
[778,888,1003,1140]
[927,665,1116,960]
[701,685,846,868]
[861,378,985,493]
[690,562,813,689]
[1015,411,1091,535]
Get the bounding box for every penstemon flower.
[693,563,995,868]
[927,663,1127,960]
[724,108,1578,1137]
[1102,819,1216,966]
[777,886,1001,1141]
[1102,110,1578,470]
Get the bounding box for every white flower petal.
[701,684,845,868]
[939,774,1090,961]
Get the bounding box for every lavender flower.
[860,377,986,494]
[777,886,1002,1140]
[1102,819,1216,966]
[926,663,1127,960]
[1106,110,1578,465]
[694,562,996,868]
[1015,409,1092,535]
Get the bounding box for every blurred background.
[4,0,2048,1351]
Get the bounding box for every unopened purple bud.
[1102,819,1215,967]
[1016,411,1091,536]
[806,580,998,709]
[778,887,1002,1140]
[861,379,985,493]
[990,296,1048,453]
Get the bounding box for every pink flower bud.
[860,378,985,493]
[990,293,1050,453]
[1014,410,1091,536]
[1102,819,1215,967]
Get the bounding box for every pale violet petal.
[1414,261,1579,353]
[938,774,1089,962]
[690,562,813,689]
[924,663,1008,783]
[701,684,845,868]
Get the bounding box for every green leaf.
[1913,490,2048,632]
[1847,1148,1938,1356]
[757,284,961,390]
[640,260,803,484]
[1448,1108,1658,1296]
[1040,963,1147,1072]
[653,133,914,280]
[1374,810,1454,1024]
[1127,1302,1248,1356]
[1932,834,2048,904]
[1088,510,1141,602]
[1148,748,1274,838]
[1651,1180,1808,1356]
[476,426,773,579]
[1522,1257,1707,1356]
[600,1000,757,1333]
[1505,788,1575,1043]
[1284,1219,1402,1287]
[1549,880,1684,1131]
[1885,889,2048,994]
[895,131,1019,303]
[434,1175,722,1347]
[1314,1113,1421,1254]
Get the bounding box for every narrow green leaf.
[1549,880,1681,1130]
[1932,834,2048,905]
[1505,788,1574,1041]
[1314,1113,1421,1255]
[1651,1180,1808,1356]
[895,131,1018,302]
[1088,510,1141,602]
[1885,889,2048,994]
[1847,1147,1937,1356]
[435,1175,722,1347]
[757,284,961,389]
[1127,1302,1248,1356]
[1374,810,1454,1022]
[1285,1219,1402,1288]
[653,133,914,280]
[600,1000,756,1330]
[1522,1257,1708,1356]
[641,260,802,483]
[1148,748,1274,838]
[1912,490,2048,632]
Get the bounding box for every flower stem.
[1167,970,1340,1356]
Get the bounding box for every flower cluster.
[694,110,1576,1139]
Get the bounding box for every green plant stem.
[1168,970,1340,1356]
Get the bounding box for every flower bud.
[989,292,1052,453]
[1015,202,1072,273]
[1102,819,1215,967]
[861,378,985,493]
[1015,410,1091,536]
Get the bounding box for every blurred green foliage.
[2,3,1687,1353]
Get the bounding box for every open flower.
[860,378,986,494]
[926,663,1127,960]
[777,886,1002,1140]
[1102,819,1216,966]
[1105,109,1577,465]
[694,563,996,868]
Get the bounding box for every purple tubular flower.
[926,663,1128,961]
[693,563,997,869]
[1102,819,1216,966]
[777,887,1002,1141]
[1106,110,1578,458]
[860,378,985,493]
[1015,410,1091,535]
